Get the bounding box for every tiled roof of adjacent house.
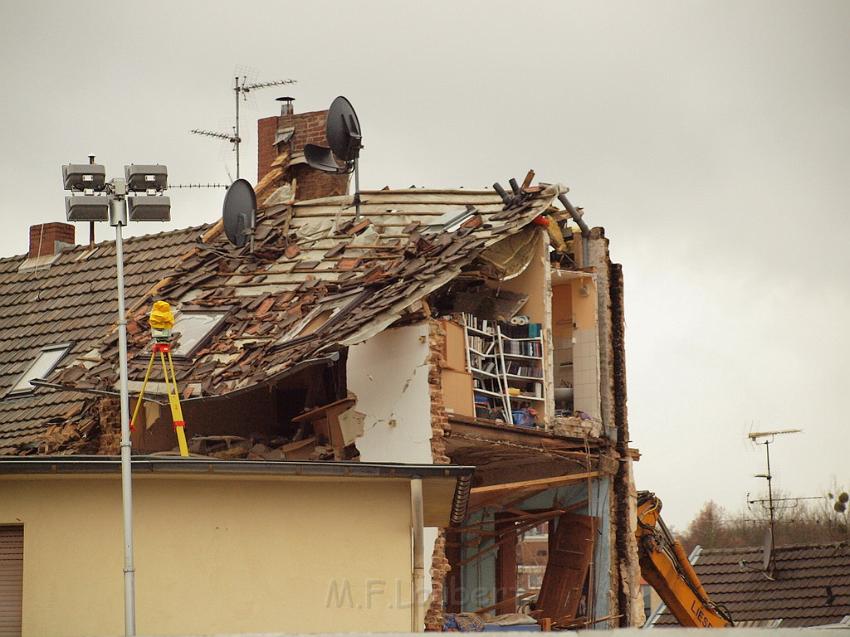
[651,542,850,628]
[0,226,207,455]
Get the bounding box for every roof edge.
[0,455,475,481]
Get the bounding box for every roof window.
[9,344,71,396]
[172,312,226,357]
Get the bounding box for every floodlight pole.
[109,190,136,636]
[234,76,241,179]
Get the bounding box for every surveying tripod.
[129,340,189,457]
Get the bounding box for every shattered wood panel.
[535,512,597,626]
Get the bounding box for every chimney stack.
[29,222,75,259]
[257,102,350,201]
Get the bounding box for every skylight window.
[9,344,71,395]
[172,312,226,357]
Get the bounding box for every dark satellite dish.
[304,95,364,217]
[222,178,256,249]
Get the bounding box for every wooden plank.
[470,471,599,499]
[535,513,597,627]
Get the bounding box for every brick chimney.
[29,223,75,259]
[257,98,350,201]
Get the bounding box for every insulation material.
[478,226,539,279]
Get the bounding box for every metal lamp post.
[63,160,171,636]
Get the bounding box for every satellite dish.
[222,178,256,249]
[304,95,364,218]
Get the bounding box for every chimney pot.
[29,222,75,259]
[276,96,295,116]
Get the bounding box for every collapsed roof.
[52,178,569,401]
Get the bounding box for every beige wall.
[0,474,413,637]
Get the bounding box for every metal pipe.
[353,157,361,221]
[89,155,96,246]
[492,182,510,205]
[234,76,241,179]
[411,478,425,632]
[557,194,590,266]
[110,197,136,636]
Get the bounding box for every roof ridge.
[702,540,849,555]
[0,223,210,263]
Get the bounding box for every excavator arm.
[636,491,733,628]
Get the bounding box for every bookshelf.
[463,313,545,426]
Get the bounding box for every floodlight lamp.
[66,195,109,222]
[125,164,167,192]
[62,163,106,191]
[128,195,171,221]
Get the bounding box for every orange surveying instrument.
[129,301,189,456]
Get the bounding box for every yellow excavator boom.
[636,491,733,628]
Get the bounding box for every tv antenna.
[748,428,802,577]
[303,96,363,219]
[190,75,296,179]
[221,178,257,251]
[169,183,228,189]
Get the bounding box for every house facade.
[0,100,643,631]
[0,457,469,636]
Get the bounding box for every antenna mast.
[191,75,297,180]
[234,76,296,179]
[748,428,802,577]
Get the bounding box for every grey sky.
[1,1,847,528]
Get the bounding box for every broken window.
[9,343,71,396]
[172,312,226,357]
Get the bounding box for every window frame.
[7,342,72,397]
[170,311,228,359]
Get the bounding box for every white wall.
[348,323,434,464]
[347,323,440,607]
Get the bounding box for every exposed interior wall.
[0,475,413,636]
[132,363,343,454]
[460,510,497,612]
[348,323,433,464]
[551,273,600,418]
[346,322,439,627]
[588,231,614,429]
[488,230,553,425]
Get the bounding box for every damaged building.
[0,100,642,631]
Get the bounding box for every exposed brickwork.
[427,320,451,465]
[257,109,349,201]
[426,319,453,630]
[257,116,278,183]
[426,530,450,631]
[96,397,121,455]
[29,223,74,258]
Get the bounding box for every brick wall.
[257,109,349,201]
[425,319,453,630]
[29,223,74,258]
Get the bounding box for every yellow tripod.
[130,340,189,457]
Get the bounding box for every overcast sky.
[1,1,848,528]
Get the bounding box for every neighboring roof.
[0,455,475,526]
[55,183,566,401]
[0,226,207,455]
[652,542,850,628]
